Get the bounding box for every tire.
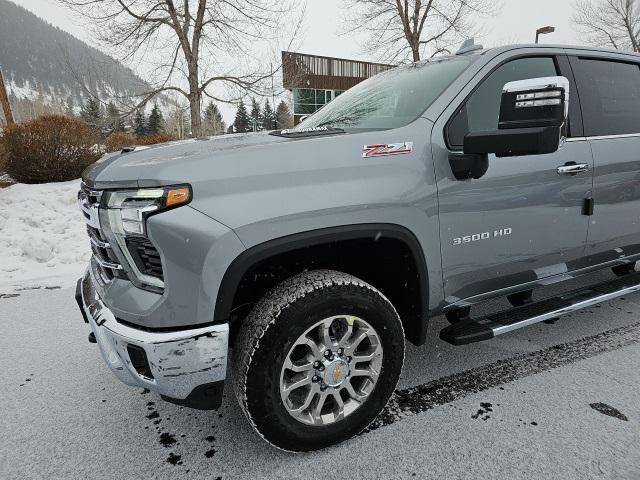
[232,269,405,452]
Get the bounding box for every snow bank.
[0,180,90,291]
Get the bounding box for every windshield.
[296,56,474,131]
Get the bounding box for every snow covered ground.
[2,279,639,479]
[0,179,89,291]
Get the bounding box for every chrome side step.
[440,272,640,346]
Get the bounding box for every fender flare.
[214,223,430,344]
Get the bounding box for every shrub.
[136,133,177,146]
[0,136,13,187]
[3,115,101,183]
[105,131,136,153]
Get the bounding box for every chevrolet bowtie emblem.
[332,364,342,384]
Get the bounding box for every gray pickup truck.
[76,42,640,451]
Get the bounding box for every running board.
[440,272,640,346]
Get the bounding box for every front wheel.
[232,270,405,451]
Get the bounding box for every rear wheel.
[232,270,404,451]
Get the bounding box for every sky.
[12,0,582,123]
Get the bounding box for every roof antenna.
[456,38,483,55]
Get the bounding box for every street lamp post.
[535,26,556,44]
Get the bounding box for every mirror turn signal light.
[166,187,191,207]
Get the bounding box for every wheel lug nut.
[324,350,332,358]
[313,361,321,369]
[320,384,327,391]
[338,348,344,355]
[347,356,352,363]
[312,375,320,383]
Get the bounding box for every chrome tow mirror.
[464,76,570,157]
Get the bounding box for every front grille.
[78,185,102,226]
[79,184,124,283]
[126,237,164,280]
[87,226,127,280]
[79,183,165,290]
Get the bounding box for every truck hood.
[81,120,434,230]
[82,132,290,189]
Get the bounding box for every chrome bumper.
[77,268,229,403]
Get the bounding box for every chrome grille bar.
[88,229,110,248]
[78,185,102,229]
[79,183,123,280]
[93,254,124,271]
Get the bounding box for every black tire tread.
[231,269,403,451]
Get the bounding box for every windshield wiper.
[269,126,346,138]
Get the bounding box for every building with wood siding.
[282,51,394,125]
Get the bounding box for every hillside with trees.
[0,0,164,124]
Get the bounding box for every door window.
[447,57,559,148]
[570,58,640,137]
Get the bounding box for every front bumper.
[76,268,229,409]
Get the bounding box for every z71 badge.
[363,142,413,158]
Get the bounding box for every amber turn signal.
[166,187,191,207]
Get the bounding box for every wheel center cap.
[323,358,350,387]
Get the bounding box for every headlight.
[101,185,191,291]
[107,186,191,236]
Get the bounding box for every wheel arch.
[214,223,430,346]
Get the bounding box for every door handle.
[557,163,590,175]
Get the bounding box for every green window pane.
[294,89,315,104]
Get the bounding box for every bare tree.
[58,0,304,136]
[342,0,494,63]
[574,0,640,52]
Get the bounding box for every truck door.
[568,55,640,264]
[431,54,593,305]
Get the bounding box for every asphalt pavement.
[1,270,639,479]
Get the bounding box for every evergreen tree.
[147,104,164,134]
[203,101,226,136]
[249,97,261,132]
[261,99,276,130]
[81,97,103,133]
[233,100,250,133]
[133,109,147,137]
[105,101,125,134]
[275,100,293,129]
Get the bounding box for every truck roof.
[469,43,640,59]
